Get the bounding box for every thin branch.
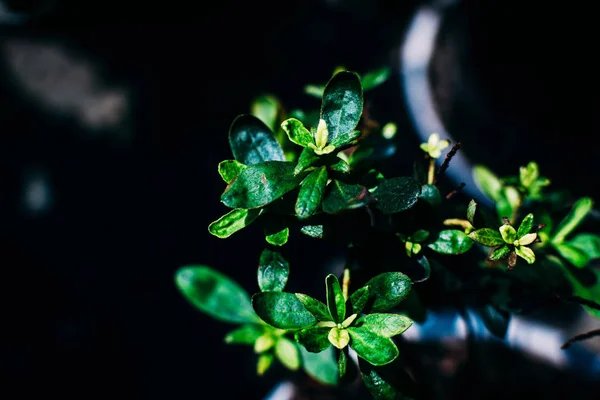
[445,182,466,200]
[561,329,600,349]
[433,142,461,185]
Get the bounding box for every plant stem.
[561,328,600,349]
[342,268,350,301]
[427,158,435,185]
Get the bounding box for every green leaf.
[355,313,412,337]
[515,246,535,264]
[265,226,289,246]
[477,304,510,339]
[258,249,290,292]
[552,197,594,244]
[338,349,347,378]
[411,230,429,243]
[347,327,399,366]
[295,327,332,353]
[361,67,390,91]
[275,337,300,370]
[517,213,534,238]
[489,245,511,261]
[229,114,285,165]
[568,233,600,260]
[300,225,324,239]
[175,266,259,324]
[251,95,279,132]
[328,327,350,349]
[254,334,276,353]
[500,224,517,244]
[326,274,346,323]
[257,353,274,376]
[428,230,474,255]
[349,286,370,315]
[300,346,338,385]
[305,84,325,98]
[252,292,317,329]
[321,71,363,147]
[468,228,505,246]
[330,129,361,149]
[419,184,441,208]
[294,147,320,176]
[224,324,265,345]
[296,166,328,219]
[554,243,589,268]
[359,358,419,400]
[218,160,247,184]
[281,118,313,147]
[221,161,302,209]
[208,208,262,238]
[473,165,503,201]
[330,157,351,174]
[496,186,521,221]
[322,180,370,214]
[467,199,477,226]
[366,272,412,312]
[519,161,539,189]
[372,177,421,214]
[295,293,332,321]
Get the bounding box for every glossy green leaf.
[322,180,370,214]
[218,160,247,184]
[208,208,262,238]
[467,199,477,226]
[296,166,328,219]
[265,226,289,246]
[175,266,259,324]
[552,197,594,244]
[251,95,279,132]
[224,324,265,345]
[519,161,539,189]
[477,304,510,339]
[489,245,511,261]
[500,224,517,244]
[321,71,363,147]
[473,165,503,201]
[468,228,504,246]
[229,114,285,165]
[428,230,474,255]
[281,118,313,147]
[348,327,399,366]
[294,147,320,176]
[295,293,332,321]
[258,249,289,292]
[349,286,370,315]
[252,292,317,329]
[275,337,300,370]
[338,349,347,377]
[517,213,534,238]
[328,327,350,349]
[330,157,351,174]
[361,67,390,91]
[326,274,346,323]
[295,327,332,353]
[419,184,441,208]
[373,177,421,214]
[221,161,302,209]
[300,346,338,385]
[355,313,412,338]
[554,243,589,268]
[257,353,274,376]
[300,225,324,239]
[330,129,361,148]
[568,233,600,260]
[515,246,535,264]
[366,272,412,312]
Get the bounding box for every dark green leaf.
[349,286,370,315]
[411,230,429,243]
[554,243,589,268]
[296,166,328,219]
[275,337,300,370]
[338,349,347,377]
[258,249,290,292]
[517,213,534,238]
[224,324,265,345]
[326,274,346,323]
[208,208,262,238]
[175,266,259,324]
[218,160,247,184]
[552,197,594,244]
[477,304,510,339]
[467,199,477,226]
[295,327,332,353]
[221,161,302,209]
[473,165,502,201]
[359,358,419,400]
[330,129,361,149]
[322,180,370,214]
[428,230,474,255]
[489,245,511,261]
[252,292,317,329]
[300,346,339,385]
[468,228,504,246]
[294,147,320,176]
[419,184,441,208]
[321,71,363,147]
[347,327,399,366]
[281,118,313,147]
[361,67,390,91]
[300,225,324,239]
[295,293,332,321]
[355,313,412,337]
[373,177,421,214]
[229,114,285,165]
[366,272,412,312]
[265,227,289,246]
[330,157,351,174]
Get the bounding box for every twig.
[433,142,461,185]
[561,328,600,349]
[445,182,466,200]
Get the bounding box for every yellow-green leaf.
[328,327,350,349]
[208,208,262,238]
[281,118,313,147]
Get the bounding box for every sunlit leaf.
[281,118,313,147]
[257,353,274,376]
[428,230,473,255]
[252,292,317,329]
[208,208,262,238]
[275,337,300,370]
[251,95,279,132]
[515,246,535,264]
[300,225,324,239]
[500,224,517,244]
[218,160,247,184]
[328,327,350,349]
[468,228,504,246]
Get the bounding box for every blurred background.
[1,0,599,399]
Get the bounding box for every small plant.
[175,67,600,399]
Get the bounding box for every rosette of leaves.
[174,264,338,384]
[252,269,413,387]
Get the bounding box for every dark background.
[1,0,599,399]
